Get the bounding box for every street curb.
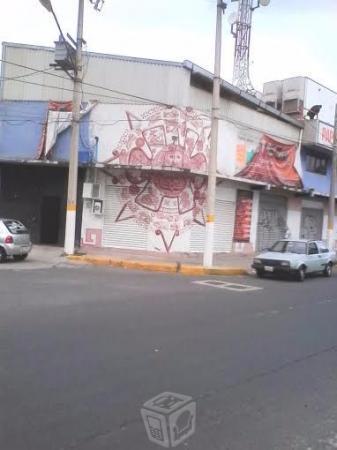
[67,255,248,276]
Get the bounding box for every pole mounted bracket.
[251,1,261,11]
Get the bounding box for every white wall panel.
[305,78,337,126]
[1,44,190,106]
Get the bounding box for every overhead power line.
[0,74,153,105]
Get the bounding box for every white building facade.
[2,42,316,254]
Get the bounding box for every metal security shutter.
[190,199,235,253]
[189,223,206,252]
[300,208,323,240]
[102,186,148,250]
[256,194,287,252]
[214,199,236,252]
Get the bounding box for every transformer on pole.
[230,0,270,94]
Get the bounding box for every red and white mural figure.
[236,135,302,188]
[112,170,207,252]
[101,106,210,252]
[104,106,211,172]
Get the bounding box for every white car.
[0,219,32,262]
[252,239,336,281]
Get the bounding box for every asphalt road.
[2,263,337,450]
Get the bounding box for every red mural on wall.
[236,135,302,188]
[112,170,207,252]
[105,106,211,172]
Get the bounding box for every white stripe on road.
[192,280,263,292]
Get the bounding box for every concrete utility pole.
[64,0,85,255]
[203,0,226,268]
[327,104,337,250]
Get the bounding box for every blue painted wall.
[52,118,96,164]
[0,101,47,160]
[0,101,93,164]
[300,148,331,195]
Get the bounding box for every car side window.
[308,243,319,255]
[317,242,329,253]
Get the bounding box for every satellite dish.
[259,0,270,6]
[228,11,237,25]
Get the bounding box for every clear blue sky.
[1,0,337,92]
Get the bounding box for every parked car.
[0,219,32,262]
[252,239,336,281]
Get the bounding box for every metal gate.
[300,208,323,240]
[102,185,148,250]
[190,199,236,252]
[256,194,288,251]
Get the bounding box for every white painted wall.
[187,86,301,143]
[186,85,301,178]
[287,196,302,240]
[322,203,329,241]
[305,78,337,126]
[89,100,301,182]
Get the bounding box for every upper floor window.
[306,154,328,175]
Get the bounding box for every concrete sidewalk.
[0,245,66,271]
[68,246,254,276]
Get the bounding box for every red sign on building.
[233,190,253,243]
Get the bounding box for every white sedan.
[252,240,336,281]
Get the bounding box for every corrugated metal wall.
[1,44,189,106]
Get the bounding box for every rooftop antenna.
[230,0,270,95]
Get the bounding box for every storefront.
[300,203,324,240]
[82,169,238,254]
[256,193,288,251]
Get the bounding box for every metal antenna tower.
[231,0,270,94]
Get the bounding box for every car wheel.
[0,247,7,263]
[296,266,306,282]
[324,263,332,278]
[256,269,265,278]
[13,254,28,262]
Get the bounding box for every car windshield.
[270,240,307,254]
[3,220,28,235]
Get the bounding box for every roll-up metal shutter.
[189,222,206,253]
[102,185,148,250]
[190,199,236,253]
[256,194,288,251]
[214,199,236,252]
[300,208,323,240]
